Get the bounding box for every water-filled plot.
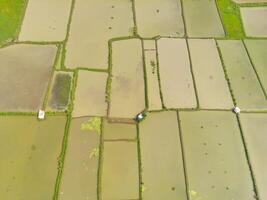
[65,0,134,69]
[139,111,187,200]
[73,71,108,117]
[0,116,66,200]
[135,0,184,38]
[179,111,255,200]
[59,117,101,200]
[19,0,72,41]
[0,44,57,112]
[217,40,267,110]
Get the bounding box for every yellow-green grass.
[0,0,27,46]
[216,0,245,38]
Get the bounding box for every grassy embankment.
[0,0,27,46]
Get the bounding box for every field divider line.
[236,115,260,200]
[242,40,267,100]
[154,39,166,109]
[141,39,149,110]
[61,0,76,70]
[185,38,200,109]
[131,0,138,36]
[97,118,104,200]
[52,69,78,200]
[176,111,190,200]
[215,39,237,106]
[180,0,188,38]
[136,124,143,200]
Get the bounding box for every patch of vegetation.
[150,60,156,74]
[0,0,27,46]
[216,0,244,38]
[89,147,99,159]
[81,117,101,134]
[49,73,72,110]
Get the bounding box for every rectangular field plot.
[0,44,57,112]
[188,39,233,109]
[241,7,267,37]
[157,38,196,109]
[135,0,184,38]
[240,113,267,200]
[244,40,267,95]
[217,40,267,110]
[182,0,224,37]
[101,141,139,199]
[73,71,108,117]
[103,119,136,140]
[144,50,162,110]
[59,117,101,200]
[109,39,145,119]
[65,0,134,69]
[47,72,73,111]
[0,116,66,200]
[19,0,72,41]
[179,111,255,200]
[139,111,187,200]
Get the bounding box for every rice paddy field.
[0,0,267,199]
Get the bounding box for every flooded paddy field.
[101,141,139,199]
[157,38,196,109]
[19,0,72,41]
[135,0,184,38]
[244,39,267,94]
[47,72,73,111]
[179,111,255,200]
[109,39,145,119]
[240,113,267,200]
[241,7,267,37]
[182,0,224,37]
[59,117,100,200]
[217,40,267,110]
[65,0,134,69]
[2,0,267,199]
[73,71,108,117]
[139,111,187,200]
[0,116,66,200]
[0,44,57,112]
[188,39,233,109]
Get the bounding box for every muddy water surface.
[135,0,184,38]
[0,116,66,200]
[139,111,187,200]
[59,117,100,200]
[19,0,72,41]
[180,111,255,200]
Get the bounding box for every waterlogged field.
[1,0,267,199]
[0,44,57,111]
[0,116,66,200]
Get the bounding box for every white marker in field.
[38,110,45,120]
[233,107,241,114]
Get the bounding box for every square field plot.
[73,71,108,117]
[65,0,134,69]
[241,7,267,37]
[179,111,255,200]
[0,44,57,112]
[0,116,66,200]
[59,117,101,200]
[240,113,267,200]
[135,0,184,38]
[182,0,224,37]
[19,0,72,41]
[101,141,139,199]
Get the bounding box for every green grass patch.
[216,0,245,38]
[0,0,27,46]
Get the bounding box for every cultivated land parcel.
[0,0,267,200]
